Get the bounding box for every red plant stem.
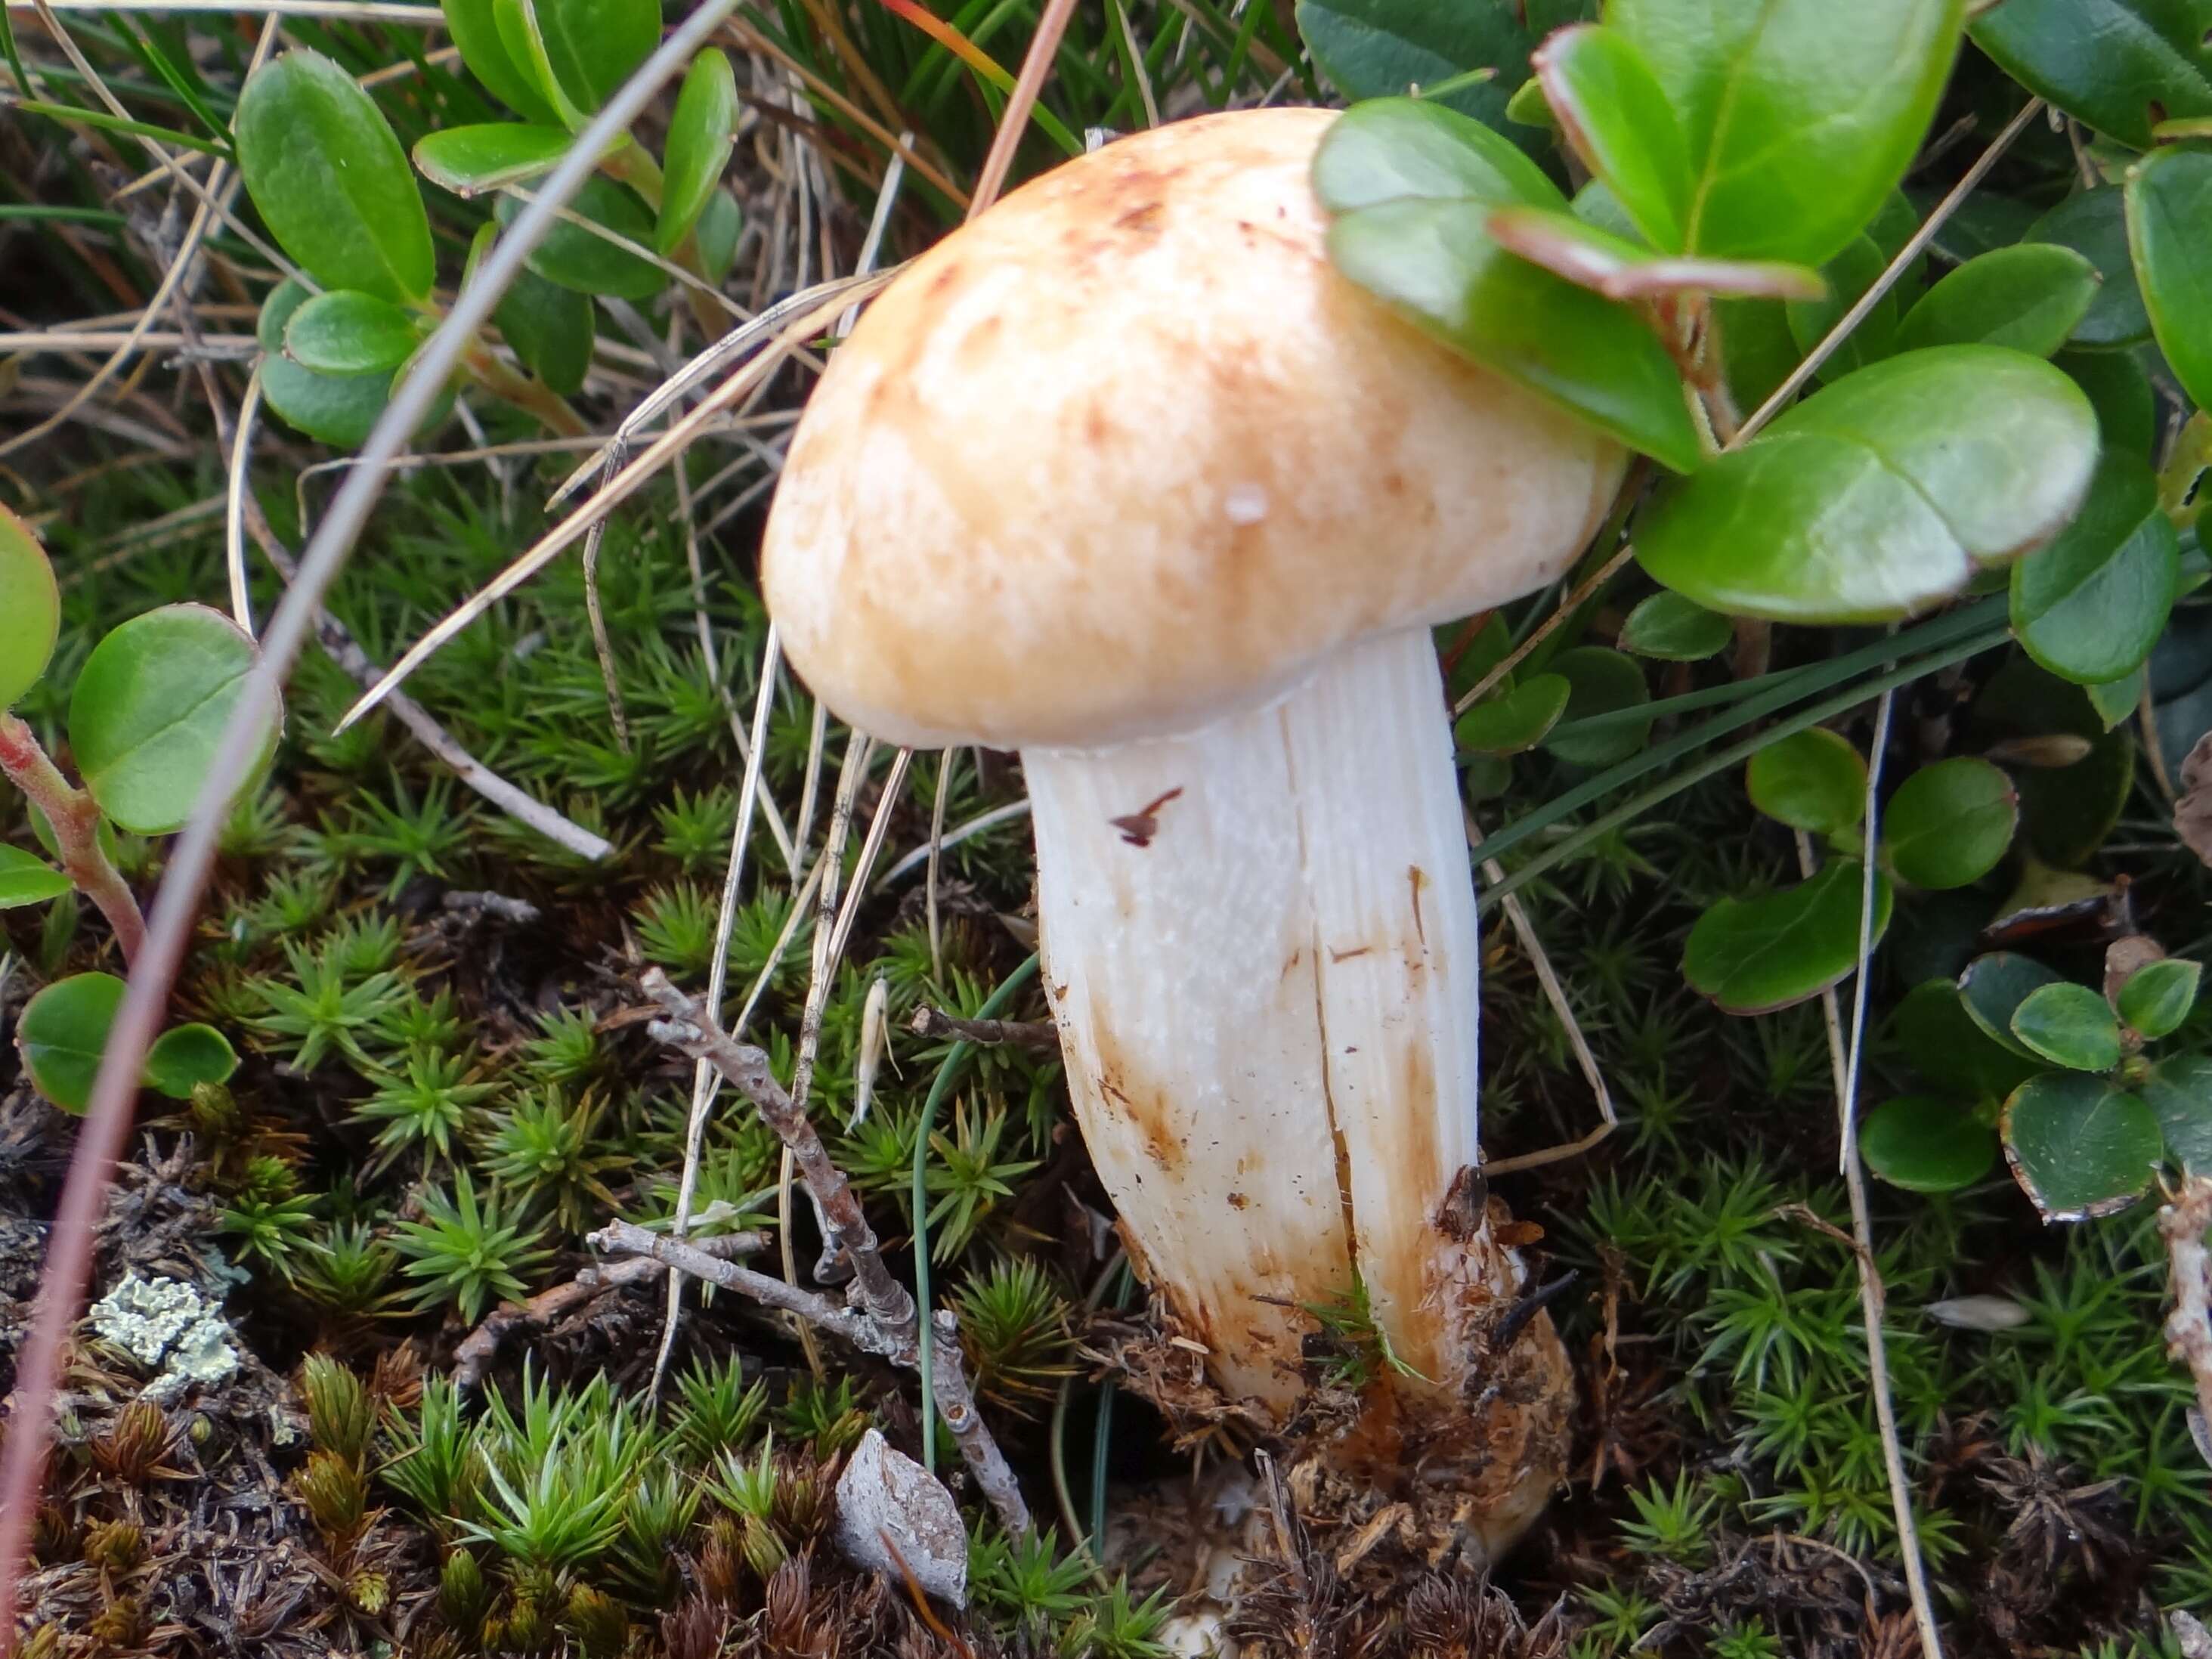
[0,713,144,964]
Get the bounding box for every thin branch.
[624,972,1033,1538]
[1801,678,1947,1659]
[908,1005,1060,1052]
[0,715,144,963]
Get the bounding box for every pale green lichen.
[88,1271,238,1398]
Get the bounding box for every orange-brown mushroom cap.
[762,107,1624,752]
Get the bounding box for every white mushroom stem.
[1026,626,1501,1412]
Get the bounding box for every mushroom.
[763,107,1620,1547]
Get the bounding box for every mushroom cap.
[761,107,1626,752]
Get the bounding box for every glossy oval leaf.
[1609,0,1965,266]
[2085,665,2145,733]
[1891,978,2042,1102]
[2027,188,2150,350]
[2009,981,2123,1072]
[490,0,586,127]
[2117,957,2201,1040]
[1861,1094,1997,1193]
[413,122,571,196]
[1746,727,1866,834]
[1890,243,2100,358]
[497,178,665,300]
[2002,1072,2161,1221]
[1635,346,2099,622]
[496,265,595,396]
[235,50,433,305]
[658,50,738,254]
[1882,757,2018,890]
[1959,951,2065,1057]
[543,0,670,115]
[1296,0,1536,142]
[1455,673,1570,757]
[1530,24,1691,251]
[2011,451,2181,687]
[283,289,425,376]
[441,0,561,122]
[2125,144,2212,413]
[1971,0,2212,150]
[67,605,281,835]
[1543,646,1653,767]
[257,280,392,450]
[2140,1052,2212,1173]
[0,845,70,908]
[0,506,58,708]
[1327,200,1700,472]
[1617,591,1731,660]
[17,970,124,1114]
[1684,859,1893,1014]
[2060,350,2155,464]
[1312,97,1559,216]
[144,1023,239,1099]
[694,187,742,285]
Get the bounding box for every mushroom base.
[1026,626,1568,1540]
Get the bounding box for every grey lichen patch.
[88,1271,239,1401]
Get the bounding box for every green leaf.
[2009,981,2124,1072]
[17,970,123,1114]
[2139,1052,2212,1173]
[1311,97,1556,215]
[2059,350,2155,463]
[441,0,561,122]
[694,187,742,285]
[1861,1094,1997,1193]
[1486,205,1825,301]
[144,1023,239,1098]
[2026,188,2149,350]
[496,178,665,300]
[1504,76,1553,128]
[1891,243,2100,358]
[1745,727,1866,834]
[1971,0,2212,150]
[0,845,70,909]
[658,50,738,254]
[2002,1072,2161,1220]
[2117,957,2201,1039]
[1543,646,1652,766]
[413,122,571,196]
[490,0,585,127]
[1784,234,1896,384]
[67,605,281,836]
[2085,666,2145,732]
[1882,757,2019,890]
[1530,24,1691,250]
[1891,979,2041,1101]
[1296,0,1536,143]
[1635,346,2099,622]
[234,51,433,305]
[496,264,595,396]
[1609,0,1964,266]
[1326,200,1700,472]
[1715,295,1799,413]
[283,289,425,376]
[1456,673,1570,756]
[0,505,57,707]
[509,0,662,120]
[2010,453,2181,687]
[1616,591,1731,660]
[1960,952,2065,1057]
[255,280,405,450]
[1684,859,1893,1015]
[2125,144,2212,413]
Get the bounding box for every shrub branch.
[0,713,144,964]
